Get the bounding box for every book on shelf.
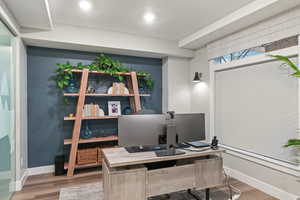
[83,104,104,117]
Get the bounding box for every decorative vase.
[139,87,146,94]
[123,106,133,115]
[80,121,93,139]
[65,78,78,93]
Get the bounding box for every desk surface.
[103,147,225,168]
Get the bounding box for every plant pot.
[293,146,300,165]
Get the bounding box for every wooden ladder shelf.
[66,69,146,176]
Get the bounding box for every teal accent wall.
[27,46,162,167]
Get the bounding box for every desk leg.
[187,189,201,200]
[205,188,210,200]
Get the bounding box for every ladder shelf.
[65,69,148,176]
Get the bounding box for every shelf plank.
[86,94,134,96]
[64,93,79,96]
[64,117,77,120]
[64,162,101,170]
[64,93,150,97]
[71,69,146,76]
[64,116,119,120]
[139,94,151,96]
[64,136,118,145]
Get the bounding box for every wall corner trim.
[224,166,299,200]
[15,170,28,191]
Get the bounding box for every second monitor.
[118,113,205,149]
[175,113,205,143]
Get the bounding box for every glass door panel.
[0,20,15,200]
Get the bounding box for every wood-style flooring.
[12,169,278,200]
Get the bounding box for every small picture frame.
[108,101,121,116]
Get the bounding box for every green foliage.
[53,62,74,90]
[138,75,154,90]
[270,55,300,147]
[284,139,300,147]
[53,54,154,91]
[268,55,300,77]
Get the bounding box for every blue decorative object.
[123,106,133,115]
[80,121,93,139]
[65,78,79,93]
[139,87,146,94]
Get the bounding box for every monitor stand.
[155,148,185,157]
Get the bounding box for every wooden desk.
[102,147,225,200]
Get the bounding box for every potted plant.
[53,54,154,100]
[270,55,300,163]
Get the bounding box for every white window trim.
[209,44,300,177]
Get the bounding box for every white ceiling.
[4,0,300,50]
[48,0,255,41]
[10,0,254,41]
[180,0,300,49]
[3,0,52,30]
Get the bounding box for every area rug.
[59,183,103,200]
[59,182,239,200]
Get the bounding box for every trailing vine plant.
[269,55,300,148]
[53,54,154,92]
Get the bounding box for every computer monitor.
[175,113,205,143]
[118,114,166,147]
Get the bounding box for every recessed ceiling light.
[144,12,155,24]
[79,0,92,11]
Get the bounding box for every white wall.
[189,8,300,199]
[14,38,27,191]
[162,56,191,113]
[190,45,300,199]
[21,24,194,59]
[189,48,210,140]
[207,6,300,59]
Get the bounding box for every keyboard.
[125,144,167,153]
[125,143,192,153]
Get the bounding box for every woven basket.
[77,148,98,165]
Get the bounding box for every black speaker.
[211,136,219,150]
[55,155,66,176]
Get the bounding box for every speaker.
[55,155,66,176]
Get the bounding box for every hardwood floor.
[12,169,278,200]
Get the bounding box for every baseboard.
[12,165,54,192]
[27,165,55,176]
[15,170,28,191]
[224,166,299,200]
[9,180,15,193]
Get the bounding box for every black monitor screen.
[175,113,205,143]
[118,114,166,147]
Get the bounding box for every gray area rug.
[59,183,102,200]
[60,183,239,200]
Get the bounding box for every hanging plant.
[138,75,154,91]
[53,54,154,92]
[269,55,300,148]
[53,62,74,90]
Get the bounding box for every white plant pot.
[295,146,300,165]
